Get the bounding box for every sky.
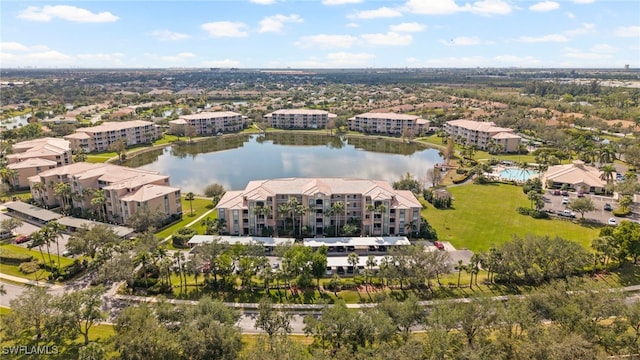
[1,0,639,69]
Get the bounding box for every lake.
[124,133,443,193]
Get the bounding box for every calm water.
[125,133,443,193]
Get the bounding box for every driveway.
[543,190,626,224]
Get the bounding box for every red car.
[15,235,30,244]
[434,241,445,250]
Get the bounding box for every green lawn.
[153,134,179,145]
[0,244,75,281]
[155,197,215,240]
[86,152,117,163]
[423,183,601,252]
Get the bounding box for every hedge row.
[0,249,33,265]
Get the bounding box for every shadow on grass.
[610,263,640,286]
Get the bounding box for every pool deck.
[489,165,540,183]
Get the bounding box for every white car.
[608,218,617,225]
[561,197,569,205]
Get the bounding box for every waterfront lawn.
[153,134,179,145]
[423,183,600,252]
[86,151,117,163]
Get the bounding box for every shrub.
[172,227,198,248]
[612,209,630,217]
[517,207,534,216]
[19,260,40,274]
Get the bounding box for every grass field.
[155,197,215,241]
[423,182,601,252]
[0,244,75,281]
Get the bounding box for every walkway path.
[160,207,216,245]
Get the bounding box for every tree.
[0,217,22,235]
[204,183,226,199]
[185,191,195,215]
[376,295,423,342]
[109,139,127,163]
[56,286,106,345]
[53,182,71,213]
[178,297,242,360]
[43,220,65,269]
[426,166,442,188]
[255,297,292,341]
[347,252,360,278]
[619,195,633,213]
[90,189,107,222]
[600,164,616,191]
[3,286,54,342]
[0,167,17,189]
[310,246,328,289]
[67,224,120,259]
[331,201,345,236]
[114,304,180,360]
[569,197,596,219]
[127,206,166,232]
[393,172,421,194]
[185,125,197,142]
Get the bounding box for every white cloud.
[259,14,303,33]
[590,44,618,53]
[322,0,363,4]
[346,23,359,28]
[18,5,118,23]
[572,0,594,4]
[529,1,560,12]
[361,32,413,46]
[439,36,484,46]
[291,52,375,67]
[349,7,402,19]
[566,12,575,19]
[159,52,197,62]
[563,47,614,60]
[201,22,249,37]
[151,30,190,41]
[295,34,358,49]
[250,0,277,4]
[517,34,568,43]
[614,26,640,37]
[494,55,542,66]
[202,59,242,67]
[564,23,595,36]
[0,42,30,52]
[389,22,426,33]
[403,0,512,15]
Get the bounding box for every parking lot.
[0,212,71,256]
[543,190,637,224]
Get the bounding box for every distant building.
[6,138,72,188]
[264,109,337,129]
[168,111,248,135]
[28,162,181,225]
[64,120,161,152]
[347,112,429,135]
[215,177,422,237]
[444,119,521,152]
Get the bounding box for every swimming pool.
[499,168,539,182]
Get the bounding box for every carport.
[3,201,62,225]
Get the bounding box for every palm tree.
[599,164,616,190]
[365,204,376,236]
[253,206,271,236]
[374,203,387,236]
[31,181,46,206]
[455,260,464,288]
[185,192,195,215]
[53,182,71,214]
[278,203,291,236]
[331,201,345,236]
[91,189,107,222]
[28,230,48,266]
[347,252,360,280]
[134,251,151,289]
[365,255,377,286]
[0,167,17,190]
[173,251,184,293]
[44,221,65,269]
[293,204,307,237]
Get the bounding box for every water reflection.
[124,133,443,193]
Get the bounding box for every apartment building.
[168,111,248,135]
[64,120,161,152]
[444,119,521,152]
[28,162,181,225]
[215,178,422,237]
[5,138,71,188]
[263,109,337,129]
[348,112,429,135]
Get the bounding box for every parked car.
[434,241,445,250]
[557,210,576,218]
[562,197,569,205]
[577,192,585,197]
[15,234,30,244]
[608,218,617,225]
[0,230,13,240]
[604,203,612,211]
[552,189,561,195]
[562,190,569,196]
[62,250,72,257]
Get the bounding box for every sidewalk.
[160,207,216,245]
[0,272,63,290]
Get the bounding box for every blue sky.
[1,0,639,68]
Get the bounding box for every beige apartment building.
[28,162,181,225]
[444,119,521,152]
[168,111,248,135]
[64,120,161,152]
[348,112,429,135]
[263,109,337,129]
[215,178,422,237]
[6,138,71,188]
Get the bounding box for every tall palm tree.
[599,164,616,190]
[90,189,107,222]
[365,204,376,236]
[278,203,291,236]
[0,167,17,190]
[374,203,387,236]
[185,192,195,215]
[253,205,271,236]
[365,255,377,286]
[44,221,65,269]
[31,181,46,206]
[173,251,184,293]
[28,230,48,266]
[331,201,345,236]
[134,251,151,289]
[53,182,71,214]
[294,204,307,237]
